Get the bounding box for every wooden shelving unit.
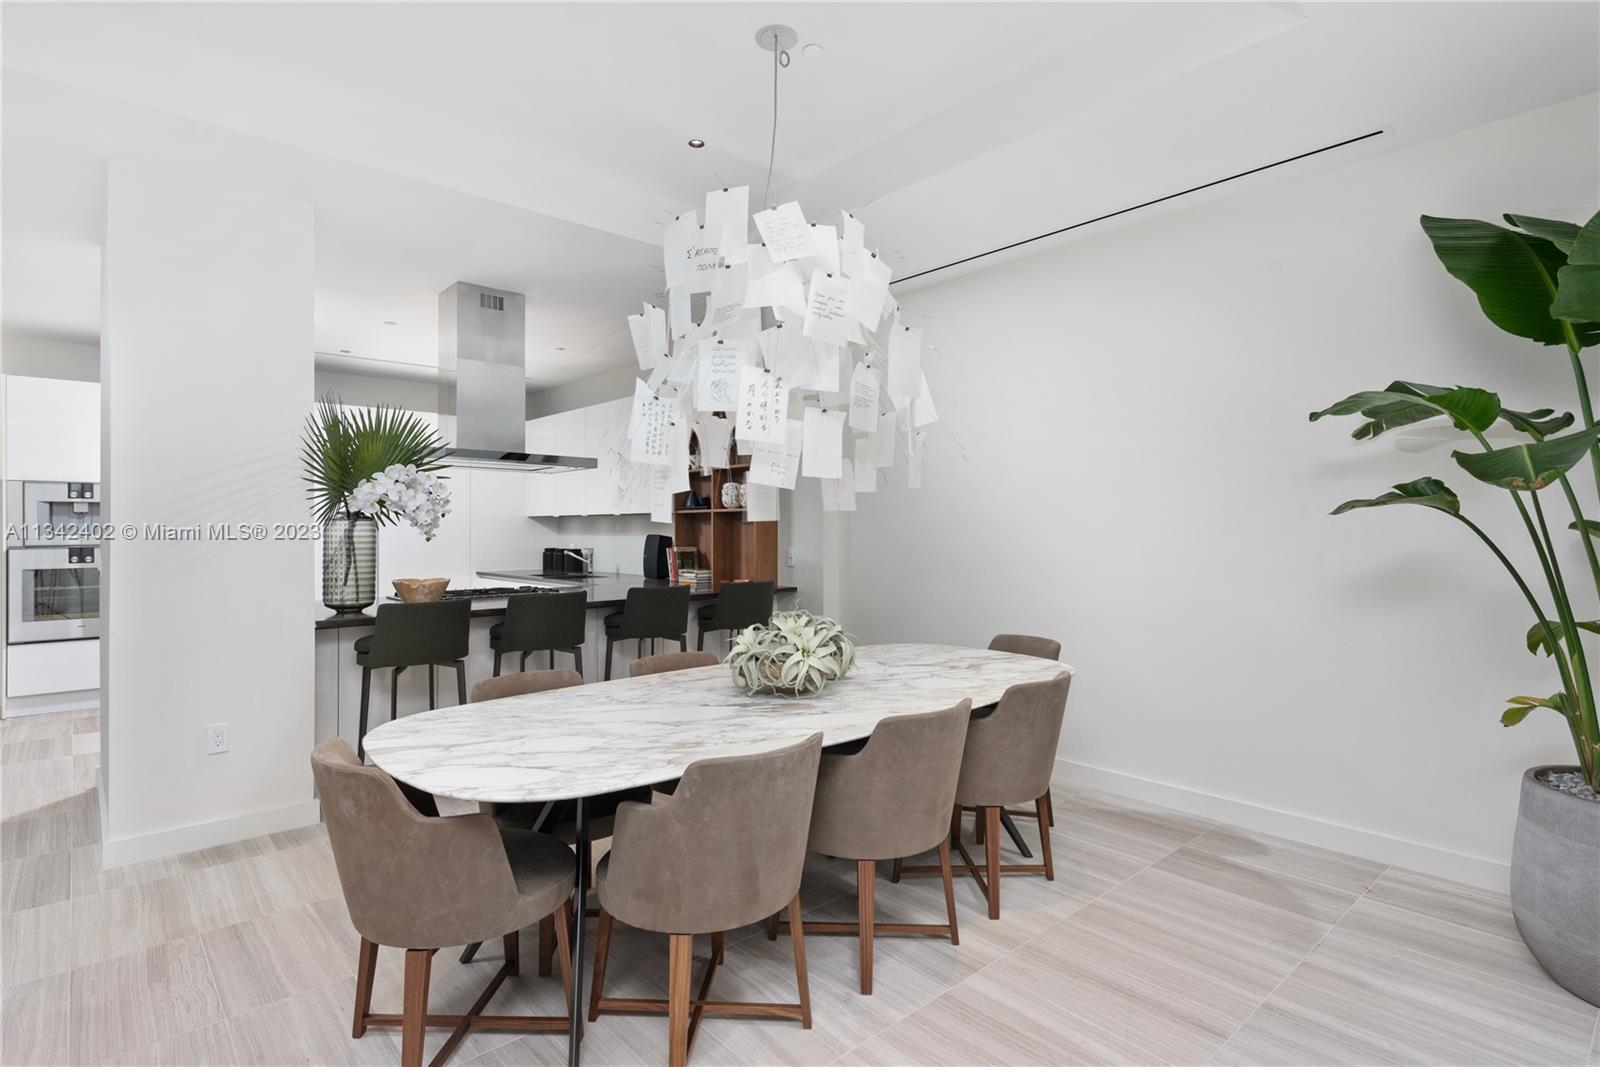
[673,434,778,590]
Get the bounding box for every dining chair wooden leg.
[697,627,705,651]
[573,645,584,679]
[984,806,1002,920]
[352,938,378,1037]
[711,930,725,964]
[787,896,812,1029]
[537,914,555,976]
[400,948,432,1067]
[357,668,372,762]
[1043,788,1055,827]
[520,651,530,672]
[428,664,437,709]
[390,666,402,726]
[857,859,875,995]
[1036,794,1055,881]
[503,930,520,977]
[949,805,962,847]
[668,933,693,1067]
[554,899,577,1019]
[492,650,502,677]
[604,637,615,681]
[890,857,903,883]
[938,839,960,946]
[588,909,613,1022]
[549,649,557,670]
[767,911,781,940]
[975,809,986,845]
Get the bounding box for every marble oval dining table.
[363,642,1075,1066]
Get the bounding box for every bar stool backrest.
[617,584,691,639]
[362,599,471,668]
[706,580,775,631]
[496,591,587,653]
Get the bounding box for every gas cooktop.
[433,585,560,601]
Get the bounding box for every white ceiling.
[3,2,1596,388]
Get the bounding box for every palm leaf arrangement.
[725,609,857,697]
[301,394,451,538]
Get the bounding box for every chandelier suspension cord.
[762,30,788,210]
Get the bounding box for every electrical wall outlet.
[206,723,229,755]
[786,547,796,567]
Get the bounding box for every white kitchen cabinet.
[6,638,100,697]
[550,408,588,516]
[525,397,650,518]
[524,416,558,516]
[4,376,100,482]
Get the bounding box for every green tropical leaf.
[1501,693,1569,726]
[1499,406,1575,439]
[300,394,447,526]
[1552,209,1600,326]
[1505,214,1581,254]
[1525,620,1600,655]
[1420,215,1600,347]
[1331,477,1461,517]
[1451,426,1600,491]
[1310,382,1500,439]
[1570,519,1600,538]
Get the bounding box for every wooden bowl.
[392,577,449,603]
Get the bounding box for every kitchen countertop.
[314,573,798,630]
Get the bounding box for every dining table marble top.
[363,643,1074,803]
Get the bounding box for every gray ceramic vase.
[1509,765,1600,1006]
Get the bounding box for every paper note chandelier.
[621,27,937,523]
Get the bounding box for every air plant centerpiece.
[725,609,857,697]
[302,395,450,613]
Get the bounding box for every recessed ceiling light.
[383,320,397,326]
[339,349,351,354]
[687,138,706,149]
[803,43,823,58]
[555,346,566,351]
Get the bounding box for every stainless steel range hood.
[436,282,597,473]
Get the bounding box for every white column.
[100,159,316,865]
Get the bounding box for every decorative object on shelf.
[623,23,937,524]
[721,482,741,508]
[392,577,449,604]
[1310,208,1600,1006]
[726,608,856,697]
[302,394,450,614]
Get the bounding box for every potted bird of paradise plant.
[1311,209,1600,1005]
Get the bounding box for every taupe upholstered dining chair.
[969,633,1066,838]
[771,701,971,995]
[589,733,824,1067]
[311,738,577,1067]
[630,650,719,677]
[930,673,1071,919]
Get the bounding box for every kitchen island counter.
[315,573,798,630]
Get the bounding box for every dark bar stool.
[490,590,587,678]
[354,599,471,760]
[695,580,775,651]
[602,584,690,680]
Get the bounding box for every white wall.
[849,93,1600,889]
[101,160,317,865]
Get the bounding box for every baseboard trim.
[100,798,322,869]
[1056,758,1511,892]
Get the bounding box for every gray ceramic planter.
[1510,766,1600,1006]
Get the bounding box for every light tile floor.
[3,709,1597,1066]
